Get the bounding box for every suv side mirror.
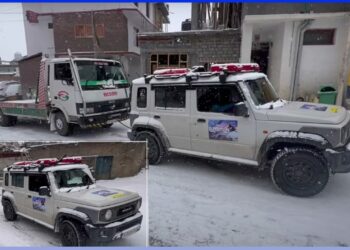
[39,186,50,196]
[234,102,249,117]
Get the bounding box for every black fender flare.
[54,210,91,233]
[258,131,331,166]
[131,124,170,150]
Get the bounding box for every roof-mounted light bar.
[211,63,260,73]
[153,68,189,76]
[12,156,83,168]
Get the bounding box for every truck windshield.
[245,77,279,106]
[54,168,93,189]
[76,60,128,91]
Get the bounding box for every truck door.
[26,173,54,226]
[150,85,191,150]
[190,84,256,160]
[50,62,78,118]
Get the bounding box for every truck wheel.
[54,112,72,136]
[0,110,16,127]
[3,200,17,221]
[135,131,164,165]
[60,220,87,246]
[271,148,329,197]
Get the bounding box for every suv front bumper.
[85,212,143,243]
[324,147,350,173]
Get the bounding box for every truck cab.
[2,157,142,246]
[128,63,350,197]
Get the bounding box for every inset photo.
[0,141,147,247]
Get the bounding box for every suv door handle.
[27,195,32,198]
[154,115,160,119]
[197,118,206,123]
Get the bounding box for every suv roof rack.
[8,156,83,172]
[144,63,260,84]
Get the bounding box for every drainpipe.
[290,19,313,101]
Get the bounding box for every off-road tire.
[135,131,164,165]
[3,200,17,221]
[271,147,329,197]
[0,109,17,127]
[54,112,72,136]
[60,220,87,246]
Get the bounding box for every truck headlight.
[104,209,113,220]
[79,107,94,114]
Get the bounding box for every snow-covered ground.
[149,154,350,246]
[0,118,129,141]
[0,169,147,246]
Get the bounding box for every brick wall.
[18,53,42,98]
[139,29,241,74]
[53,10,129,54]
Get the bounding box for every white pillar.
[240,22,253,63]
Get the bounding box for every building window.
[137,87,147,108]
[29,174,49,193]
[12,174,24,188]
[48,23,53,29]
[155,86,186,109]
[146,3,150,18]
[197,86,243,114]
[303,29,335,45]
[150,54,188,73]
[134,27,139,47]
[75,24,104,38]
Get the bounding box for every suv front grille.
[100,199,139,223]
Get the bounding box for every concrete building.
[139,29,241,74]
[0,63,19,82]
[22,3,169,80]
[240,4,350,103]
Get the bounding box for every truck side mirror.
[234,103,249,117]
[39,186,51,196]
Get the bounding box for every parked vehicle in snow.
[0,52,130,136]
[128,63,350,197]
[1,157,142,246]
[0,81,22,101]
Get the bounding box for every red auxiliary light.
[153,68,189,76]
[14,161,35,166]
[211,63,260,73]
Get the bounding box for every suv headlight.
[104,209,113,220]
[136,198,142,210]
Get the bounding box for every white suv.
[2,157,142,246]
[129,63,350,197]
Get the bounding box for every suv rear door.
[190,84,256,160]
[150,85,191,150]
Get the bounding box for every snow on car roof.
[132,72,267,85]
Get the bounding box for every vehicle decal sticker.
[112,193,126,199]
[329,106,339,113]
[208,120,238,141]
[300,104,327,111]
[92,190,120,197]
[103,91,118,97]
[32,197,46,211]
[58,91,69,101]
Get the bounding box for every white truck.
[0,54,130,136]
[2,157,143,246]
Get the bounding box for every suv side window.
[137,87,147,108]
[4,173,8,186]
[197,85,243,114]
[29,174,49,193]
[155,86,186,109]
[12,174,24,188]
[55,63,72,80]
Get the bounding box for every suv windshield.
[54,168,93,189]
[245,77,279,106]
[76,60,128,91]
